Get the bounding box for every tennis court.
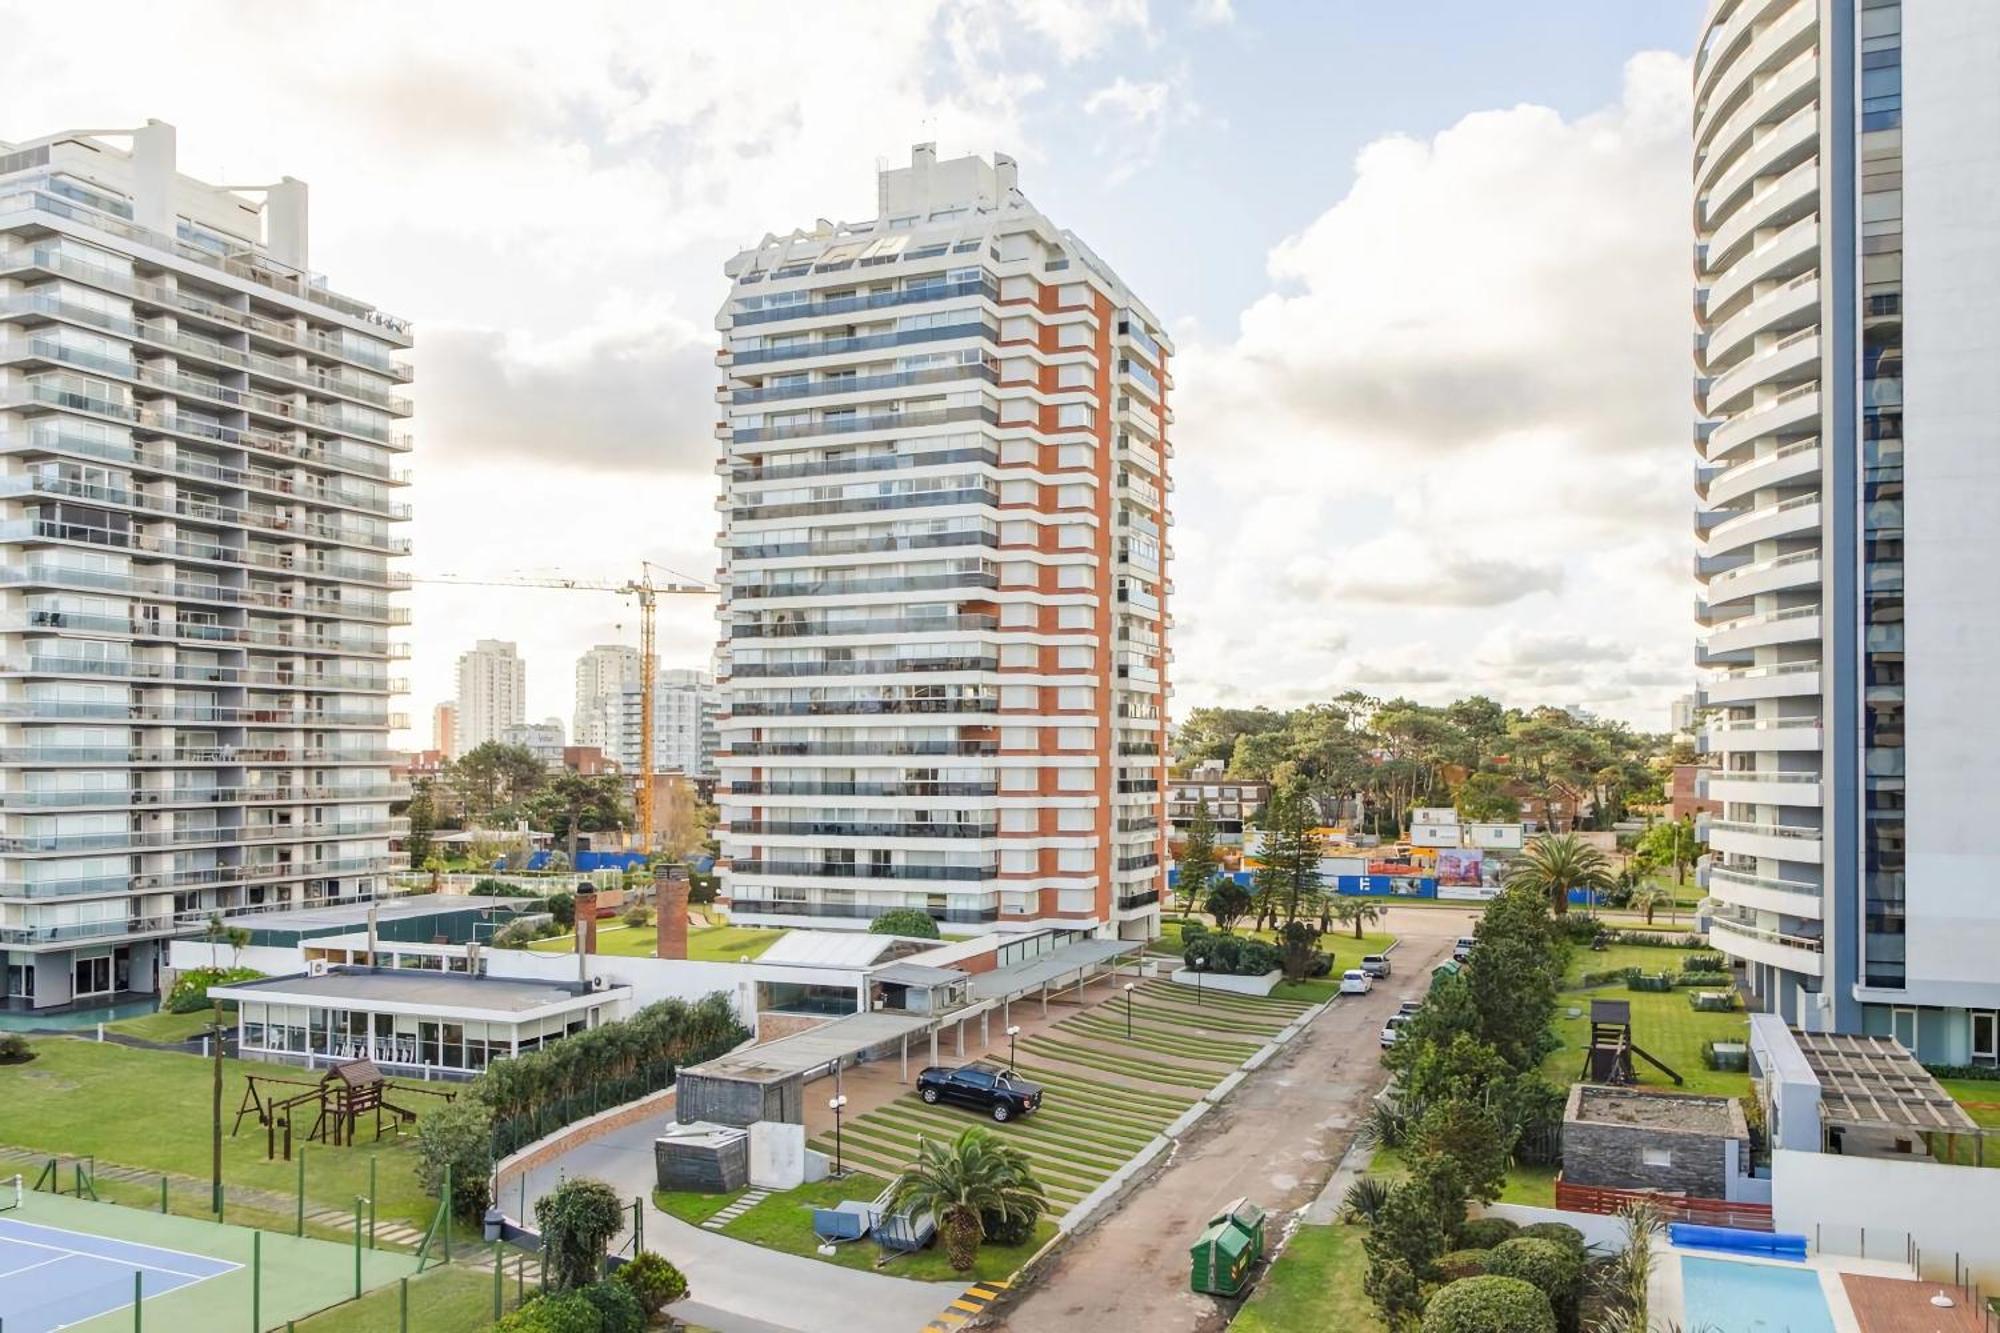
[0,1185,421,1331]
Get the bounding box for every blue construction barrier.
[1166,868,1436,897]
[1669,1223,1808,1260]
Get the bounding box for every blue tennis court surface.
[0,1214,238,1332]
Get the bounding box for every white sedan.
[1339,969,1374,995]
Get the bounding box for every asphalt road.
[984,906,1473,1333]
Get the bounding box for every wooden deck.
[1841,1273,1989,1333]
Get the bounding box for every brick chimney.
[656,863,690,961]
[575,889,599,956]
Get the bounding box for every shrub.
[494,1291,601,1333]
[492,920,538,950]
[1420,1275,1556,1333]
[1341,1176,1392,1224]
[621,905,652,930]
[546,892,576,930]
[1926,1062,2000,1083]
[980,1201,1041,1247]
[166,967,263,1014]
[1625,973,1673,993]
[687,870,720,905]
[536,1178,627,1292]
[1436,1248,1491,1280]
[869,907,941,939]
[613,1250,689,1318]
[580,1278,646,1333]
[1198,933,1243,975]
[1454,1216,1519,1251]
[415,1092,495,1220]
[1517,1222,1585,1254]
[1486,1237,1582,1329]
[1683,953,1725,972]
[0,1033,33,1065]
[1307,950,1334,978]
[1574,967,1639,990]
[1237,939,1282,976]
[1180,920,1211,945]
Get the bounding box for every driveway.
[512,1112,964,1333]
[984,905,1473,1333]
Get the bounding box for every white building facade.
[714,145,1171,938]
[0,122,412,1010]
[609,668,717,778]
[452,638,523,754]
[1692,0,2000,1064]
[499,717,565,768]
[572,643,638,749]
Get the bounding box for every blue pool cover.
[1670,1222,1809,1259]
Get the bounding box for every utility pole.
[210,999,225,1215]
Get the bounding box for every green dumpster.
[1189,1197,1267,1296]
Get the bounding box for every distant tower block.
[657,863,690,961]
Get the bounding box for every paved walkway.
[985,906,1474,1333]
[514,1110,964,1333]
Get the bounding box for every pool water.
[1680,1255,1837,1333]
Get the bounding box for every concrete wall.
[1773,1148,2000,1285]
[676,1071,803,1128]
[1562,1119,1738,1199]
[1894,4,2000,1018]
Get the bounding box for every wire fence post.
[251,1231,261,1332]
[159,1175,168,1215]
[399,1277,409,1333]
[296,1148,305,1237]
[353,1196,364,1299]
[442,1163,453,1264]
[132,1270,141,1332]
[368,1157,378,1249]
[493,1245,503,1320]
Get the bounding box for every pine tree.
[1176,799,1219,918]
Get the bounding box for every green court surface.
[5,1189,420,1332]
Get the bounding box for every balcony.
[1695,0,1816,143]
[725,898,1000,926]
[1696,44,1817,183]
[721,821,998,841]
[1705,156,1818,277]
[726,656,998,680]
[1702,102,1818,234]
[2,655,399,693]
[730,614,997,640]
[1702,715,1822,755]
[1701,438,1819,507]
[728,321,996,369]
[1703,330,1818,418]
[1704,273,1817,369]
[730,529,998,563]
[727,698,999,719]
[1704,214,1818,319]
[1704,550,1818,604]
[0,783,407,811]
[1700,661,1820,706]
[729,277,996,328]
[729,445,996,485]
[1708,910,1824,977]
[722,781,999,798]
[1699,493,1820,559]
[731,362,995,406]
[724,860,995,883]
[730,486,998,523]
[1703,816,1822,864]
[732,403,995,447]
[722,740,999,758]
[735,572,998,601]
[1702,604,1820,654]
[1705,864,1825,918]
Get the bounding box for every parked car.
[915,1063,1044,1122]
[1452,936,1476,963]
[1360,954,1392,978]
[1339,968,1374,995]
[1380,1014,1412,1048]
[1397,998,1423,1017]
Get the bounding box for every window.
[1641,1147,1673,1169]
[999,643,1038,668]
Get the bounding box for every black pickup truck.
[915,1064,1045,1122]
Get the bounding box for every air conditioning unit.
[589,975,607,992]
[307,959,329,977]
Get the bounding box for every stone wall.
[1561,1086,1750,1198]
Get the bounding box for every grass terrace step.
[1008,1064,1199,1112]
[894,1107,1142,1166]
[870,1115,1125,1180]
[1127,994,1295,1027]
[1059,1017,1262,1059]
[1038,1028,1242,1070]
[1137,980,1309,1013]
[1064,1008,1270,1044]
[1018,1038,1220,1088]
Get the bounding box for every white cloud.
[1167,53,1697,726]
[1190,0,1235,26]
[994,0,1152,63]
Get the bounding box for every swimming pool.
[1680,1255,1836,1333]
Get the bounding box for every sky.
[0,0,1707,743]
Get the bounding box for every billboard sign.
[1435,848,1484,887]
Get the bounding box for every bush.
[626,1252,687,1315]
[1683,953,1725,972]
[1517,1222,1585,1255]
[1436,1248,1491,1280]
[1927,1062,2000,1083]
[536,1178,627,1292]
[687,869,720,905]
[1454,1217,1519,1251]
[1237,940,1282,976]
[166,967,263,1014]
[1573,967,1639,990]
[1307,950,1334,978]
[621,905,652,930]
[1180,921,1211,945]
[1198,933,1243,975]
[1341,1176,1392,1224]
[494,1291,597,1333]
[415,1093,495,1220]
[1625,972,1673,993]
[0,1033,33,1065]
[869,908,941,939]
[1486,1237,1582,1331]
[1420,1275,1556,1333]
[547,892,576,930]
[580,1278,646,1333]
[980,1201,1042,1247]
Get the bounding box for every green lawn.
[1233,1222,1383,1333]
[294,1259,500,1332]
[1149,920,1400,1004]
[1543,941,1748,1098]
[702,1171,1054,1282]
[1366,1148,1553,1208]
[0,1037,444,1233]
[654,1187,746,1227]
[104,1010,216,1044]
[528,922,787,962]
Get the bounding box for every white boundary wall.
[1773,1148,2000,1285]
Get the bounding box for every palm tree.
[1504,832,1613,917]
[1628,880,1672,926]
[888,1128,1047,1272]
[1332,895,1385,941]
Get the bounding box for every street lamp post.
[827,1095,848,1177]
[1193,956,1206,1007]
[1124,982,1136,1039]
[1006,1024,1021,1070]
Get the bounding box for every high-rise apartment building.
[572,643,639,748]
[452,639,524,754]
[1692,2,2000,1063]
[609,669,718,778]
[431,701,456,759]
[0,122,412,1010]
[714,145,1171,937]
[500,716,565,768]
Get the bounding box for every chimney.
[655,863,690,961]
[994,152,1019,198]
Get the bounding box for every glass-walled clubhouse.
[209,968,629,1077]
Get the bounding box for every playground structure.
[1581,998,1684,1087]
[232,1058,456,1160]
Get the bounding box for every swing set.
[232,1058,457,1160]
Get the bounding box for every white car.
[1397,999,1423,1017]
[1380,1014,1412,1048]
[1340,968,1374,995]
[1452,936,1476,963]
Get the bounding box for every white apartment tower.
[572,643,639,748]
[1692,2,2000,1063]
[0,122,412,1010]
[610,669,719,778]
[714,145,1172,937]
[453,639,525,754]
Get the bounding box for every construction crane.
[412,563,717,854]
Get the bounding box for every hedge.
[1454,1217,1520,1251]
[1485,1238,1581,1332]
[166,966,263,1014]
[1420,1276,1555,1333]
[1435,1248,1491,1281]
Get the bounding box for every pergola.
[1792,1030,1987,1165]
